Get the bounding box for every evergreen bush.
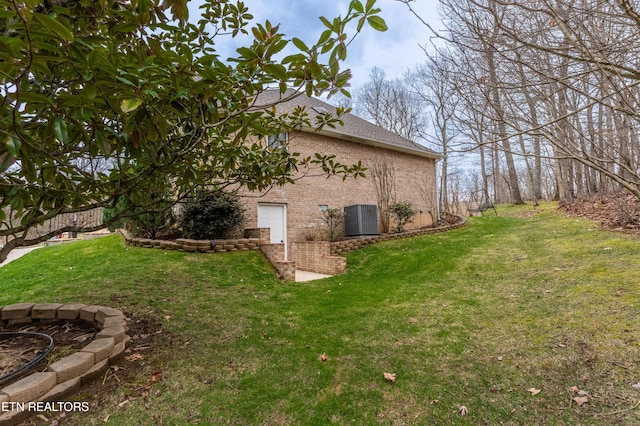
[180,190,246,240]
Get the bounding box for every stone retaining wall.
[0,303,130,426]
[123,236,261,253]
[330,219,467,255]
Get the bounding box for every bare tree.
[400,0,640,202]
[370,156,397,233]
[409,53,460,213]
[355,67,428,141]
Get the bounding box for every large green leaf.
[292,37,308,51]
[263,64,288,81]
[120,98,144,113]
[53,117,69,145]
[5,137,21,157]
[366,16,387,32]
[33,14,74,41]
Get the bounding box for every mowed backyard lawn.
[1,202,640,425]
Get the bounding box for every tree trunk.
[485,44,523,204]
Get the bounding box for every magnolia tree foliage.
[102,175,176,239]
[0,0,387,261]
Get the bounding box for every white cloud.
[187,0,443,88]
[345,0,443,87]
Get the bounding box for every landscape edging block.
[0,303,132,425]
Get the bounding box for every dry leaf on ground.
[527,388,541,396]
[144,372,161,388]
[570,386,580,393]
[319,353,329,362]
[383,372,396,383]
[458,405,468,416]
[125,353,144,362]
[573,396,589,406]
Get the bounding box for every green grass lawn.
[2,202,640,425]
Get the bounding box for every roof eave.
[300,126,442,161]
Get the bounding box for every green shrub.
[322,207,345,242]
[390,201,417,232]
[179,190,245,239]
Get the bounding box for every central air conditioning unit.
[344,204,379,237]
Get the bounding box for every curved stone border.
[330,217,468,255]
[122,236,261,253]
[0,303,130,426]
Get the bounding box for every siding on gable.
[241,130,438,251]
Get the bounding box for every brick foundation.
[291,241,346,276]
[260,243,296,281]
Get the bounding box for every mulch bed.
[0,320,99,387]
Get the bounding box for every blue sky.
[189,0,443,89]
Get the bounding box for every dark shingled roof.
[254,89,441,160]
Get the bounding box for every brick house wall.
[240,130,438,257]
[291,240,346,276]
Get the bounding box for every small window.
[319,205,328,212]
[266,132,288,150]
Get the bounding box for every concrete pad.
[295,270,332,282]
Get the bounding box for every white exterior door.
[258,204,287,246]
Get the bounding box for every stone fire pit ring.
[0,303,130,426]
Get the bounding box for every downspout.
[435,156,442,223]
